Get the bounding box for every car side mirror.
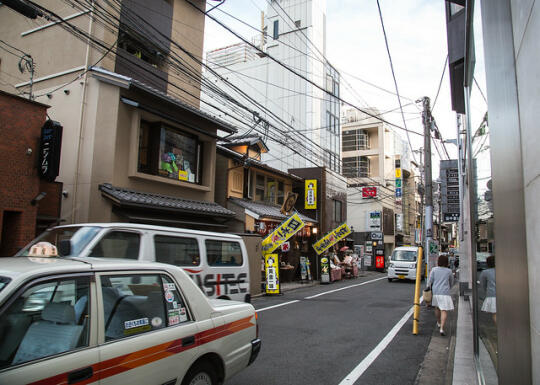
[58,239,72,256]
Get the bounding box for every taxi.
[0,250,260,385]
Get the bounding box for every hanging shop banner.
[262,212,305,254]
[305,179,317,209]
[320,256,330,283]
[265,254,280,294]
[312,223,352,255]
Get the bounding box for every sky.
[202,0,490,182]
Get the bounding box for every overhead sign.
[262,212,305,254]
[265,254,280,294]
[313,223,352,255]
[305,179,317,209]
[362,186,377,198]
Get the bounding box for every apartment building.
[341,108,417,264]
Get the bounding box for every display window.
[138,121,201,184]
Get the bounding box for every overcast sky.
[202,0,490,180]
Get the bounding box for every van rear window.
[154,236,200,266]
[205,240,243,266]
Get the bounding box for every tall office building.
[204,0,340,173]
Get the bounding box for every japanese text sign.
[313,223,352,255]
[305,179,317,209]
[265,254,280,294]
[262,213,305,254]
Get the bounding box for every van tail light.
[255,312,259,338]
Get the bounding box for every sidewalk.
[415,285,479,385]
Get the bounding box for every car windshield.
[392,250,417,262]
[15,226,101,257]
[0,277,10,293]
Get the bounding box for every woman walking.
[427,255,454,336]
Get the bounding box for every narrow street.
[230,273,437,385]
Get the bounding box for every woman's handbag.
[423,286,432,304]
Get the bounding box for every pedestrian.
[427,254,454,336]
[479,255,496,324]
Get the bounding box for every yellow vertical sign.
[305,179,317,209]
[395,168,402,178]
[265,254,280,294]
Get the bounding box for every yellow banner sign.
[265,254,280,294]
[305,179,317,209]
[395,168,402,178]
[313,223,352,255]
[262,213,305,254]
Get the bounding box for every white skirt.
[432,295,454,311]
[481,297,497,313]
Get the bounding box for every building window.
[277,181,285,205]
[255,174,265,201]
[343,156,370,177]
[273,20,279,40]
[253,173,286,205]
[138,121,201,183]
[342,129,369,151]
[118,29,164,69]
[334,200,343,223]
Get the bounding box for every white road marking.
[257,300,300,312]
[304,277,388,299]
[338,296,425,385]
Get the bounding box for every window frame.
[138,120,203,185]
[204,239,244,267]
[87,230,142,260]
[96,271,194,345]
[153,234,201,267]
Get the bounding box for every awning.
[99,183,235,219]
[228,197,317,224]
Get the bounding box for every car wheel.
[388,278,392,282]
[183,361,218,385]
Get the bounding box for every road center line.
[304,277,387,299]
[256,300,300,312]
[338,297,425,384]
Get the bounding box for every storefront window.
[138,120,201,184]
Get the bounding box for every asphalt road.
[229,272,437,385]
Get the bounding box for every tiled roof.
[228,197,317,223]
[99,183,235,217]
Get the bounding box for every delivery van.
[387,246,423,282]
[15,223,251,302]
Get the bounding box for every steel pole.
[421,97,435,275]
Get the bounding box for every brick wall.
[0,91,48,256]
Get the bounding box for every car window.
[101,273,190,342]
[205,240,243,266]
[391,250,417,262]
[16,226,101,257]
[88,231,140,259]
[0,276,91,369]
[154,235,200,266]
[0,276,10,293]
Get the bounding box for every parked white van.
[15,223,251,302]
[387,246,423,282]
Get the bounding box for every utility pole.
[420,97,435,275]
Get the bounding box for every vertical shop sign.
[262,212,305,254]
[39,120,63,182]
[305,179,317,209]
[320,256,330,283]
[265,254,280,294]
[367,211,381,231]
[395,163,402,206]
[300,256,308,280]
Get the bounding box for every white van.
[15,223,251,302]
[387,246,422,282]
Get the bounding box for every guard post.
[413,246,424,335]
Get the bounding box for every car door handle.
[68,366,93,384]
[182,335,195,347]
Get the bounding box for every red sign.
[281,242,290,252]
[376,256,385,269]
[362,187,377,198]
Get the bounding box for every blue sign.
[395,187,402,198]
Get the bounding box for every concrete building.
[203,0,341,174]
[0,0,237,230]
[446,0,540,382]
[341,108,417,265]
